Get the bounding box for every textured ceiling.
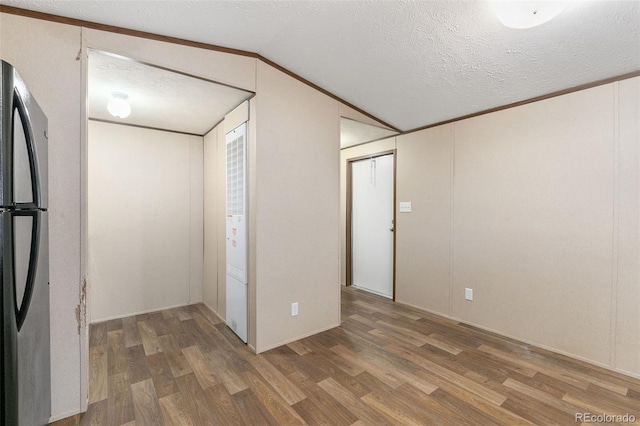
[88,50,252,135]
[4,1,640,131]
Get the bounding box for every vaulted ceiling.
[3,1,639,131]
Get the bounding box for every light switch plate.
[399,202,412,213]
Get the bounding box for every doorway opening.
[86,49,253,332]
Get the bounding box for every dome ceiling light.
[493,1,568,29]
[107,92,131,118]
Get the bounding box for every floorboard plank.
[79,399,108,426]
[231,388,280,426]
[147,352,178,398]
[287,371,358,425]
[122,316,142,348]
[107,371,135,425]
[241,371,307,425]
[158,392,194,426]
[183,345,220,389]
[106,330,129,377]
[245,354,307,405]
[130,379,164,425]
[174,373,219,425]
[203,384,246,426]
[317,377,392,426]
[158,334,192,378]
[126,345,151,384]
[89,323,107,348]
[137,321,162,356]
[88,345,108,404]
[204,350,248,395]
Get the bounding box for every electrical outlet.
[465,288,473,301]
[291,302,299,316]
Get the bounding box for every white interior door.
[351,154,394,298]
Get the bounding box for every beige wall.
[388,79,639,376]
[396,126,453,314]
[450,84,615,365]
[616,77,640,376]
[254,61,341,352]
[1,13,84,420]
[88,121,203,321]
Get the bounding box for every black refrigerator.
[1,60,51,426]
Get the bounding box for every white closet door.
[351,154,394,298]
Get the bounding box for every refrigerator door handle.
[13,210,40,331]
[13,87,41,209]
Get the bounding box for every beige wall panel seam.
[609,81,620,368]
[79,24,90,415]
[217,124,226,316]
[189,136,193,303]
[449,124,456,317]
[186,137,193,303]
[202,127,219,314]
[248,97,258,349]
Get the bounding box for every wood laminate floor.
[52,287,640,425]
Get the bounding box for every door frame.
[346,149,397,300]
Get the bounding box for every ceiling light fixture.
[107,92,131,118]
[493,1,568,29]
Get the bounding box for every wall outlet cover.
[465,288,473,301]
[291,302,299,316]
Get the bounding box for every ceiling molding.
[0,4,398,132]
[340,135,397,152]
[88,117,203,137]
